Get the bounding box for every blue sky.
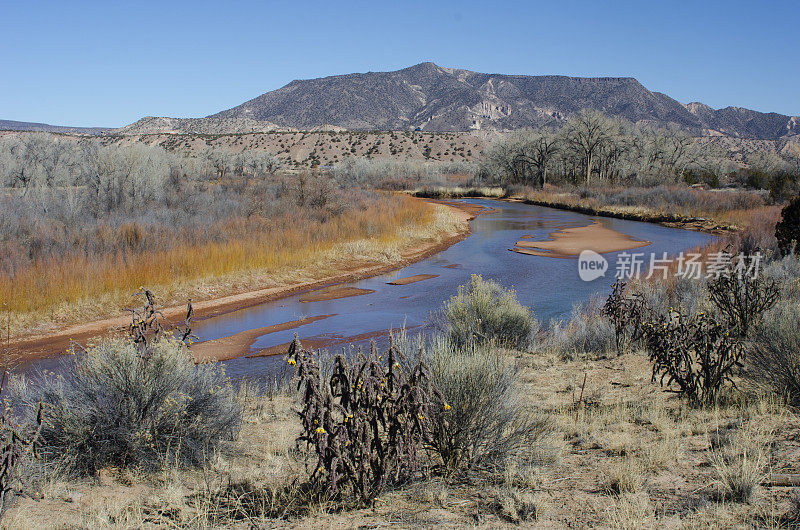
[1,0,798,127]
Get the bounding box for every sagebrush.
[438,274,537,349]
[418,336,549,473]
[11,336,240,474]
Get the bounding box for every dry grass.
[4,345,799,528]
[513,184,774,234]
[2,196,465,337]
[412,185,506,199]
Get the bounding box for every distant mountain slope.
[109,116,286,135]
[0,119,108,135]
[209,62,798,139]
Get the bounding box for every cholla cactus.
[643,309,745,406]
[289,337,441,505]
[126,288,196,355]
[602,279,650,352]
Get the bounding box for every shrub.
[289,338,440,506]
[776,194,800,256]
[643,309,745,406]
[748,301,800,405]
[418,336,548,473]
[628,275,710,318]
[438,274,537,349]
[10,337,241,474]
[542,299,615,360]
[707,255,779,338]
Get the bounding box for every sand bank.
[387,274,439,285]
[511,220,651,258]
[299,287,375,303]
[191,314,335,362]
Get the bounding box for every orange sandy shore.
[386,274,439,285]
[511,220,651,258]
[299,287,375,303]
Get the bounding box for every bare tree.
[565,109,614,186]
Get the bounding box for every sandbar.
[511,220,650,258]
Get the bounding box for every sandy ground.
[6,201,474,364]
[190,314,335,362]
[387,274,439,285]
[298,287,375,303]
[511,220,651,258]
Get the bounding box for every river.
[184,198,715,380]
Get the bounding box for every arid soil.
[102,130,490,167]
[511,220,652,258]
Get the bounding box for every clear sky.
[1,0,798,127]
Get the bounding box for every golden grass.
[2,195,464,336]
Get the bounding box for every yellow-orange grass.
[0,196,435,316]
[716,205,781,231]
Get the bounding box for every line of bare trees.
[201,149,279,179]
[0,135,284,213]
[478,109,798,188]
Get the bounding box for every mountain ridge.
[208,62,798,139]
[7,63,795,140]
[0,119,109,135]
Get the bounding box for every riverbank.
[512,195,737,234]
[4,199,475,363]
[414,185,758,235]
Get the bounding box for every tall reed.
[0,195,436,322]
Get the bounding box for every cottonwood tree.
[479,130,559,187]
[515,130,560,187]
[565,109,615,186]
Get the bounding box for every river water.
[15,199,714,380]
[182,198,715,380]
